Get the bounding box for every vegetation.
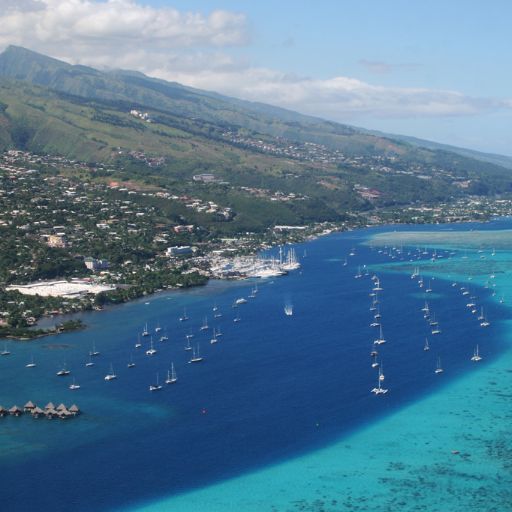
[1,46,512,337]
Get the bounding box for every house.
[166,246,193,257]
[84,257,110,271]
[46,234,67,248]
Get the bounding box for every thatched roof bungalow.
[69,404,80,415]
[9,405,22,416]
[31,406,44,418]
[24,401,36,412]
[44,408,58,419]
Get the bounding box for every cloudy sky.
[1,0,511,155]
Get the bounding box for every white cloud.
[0,0,249,55]
[151,63,508,120]
[0,0,509,122]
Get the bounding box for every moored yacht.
[189,345,204,363]
[149,373,163,392]
[165,363,177,384]
[374,325,386,345]
[200,317,209,331]
[69,378,80,390]
[104,364,117,381]
[56,363,71,376]
[471,345,482,362]
[371,370,388,395]
[145,337,157,356]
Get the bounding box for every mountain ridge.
[0,45,511,223]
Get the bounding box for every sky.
[0,0,511,155]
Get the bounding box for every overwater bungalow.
[58,410,72,420]
[31,406,44,418]
[0,406,7,417]
[69,404,80,416]
[45,402,55,411]
[56,403,67,412]
[9,405,22,416]
[24,401,36,412]
[45,408,58,419]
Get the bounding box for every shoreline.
[3,215,501,342]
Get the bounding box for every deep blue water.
[0,221,509,511]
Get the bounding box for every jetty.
[0,401,81,420]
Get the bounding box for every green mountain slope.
[0,45,511,231]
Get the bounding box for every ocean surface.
[1,220,511,511]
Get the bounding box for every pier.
[0,401,81,419]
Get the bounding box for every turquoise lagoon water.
[1,221,512,511]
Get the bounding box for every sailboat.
[56,363,71,376]
[233,312,241,323]
[149,373,163,392]
[89,342,100,357]
[179,308,189,322]
[141,323,149,336]
[424,338,430,351]
[480,315,490,327]
[210,328,218,344]
[26,355,36,368]
[184,335,193,351]
[471,345,482,362]
[284,304,293,316]
[371,368,388,395]
[249,284,259,298]
[104,364,117,381]
[216,327,223,337]
[371,351,379,368]
[372,278,383,291]
[69,378,80,390]
[200,317,209,331]
[431,322,442,335]
[1,343,10,356]
[165,363,177,384]
[85,356,94,367]
[435,357,444,374]
[189,345,204,363]
[159,329,169,342]
[373,325,386,345]
[127,355,136,368]
[425,280,432,293]
[155,323,162,333]
[145,337,157,356]
[429,314,438,327]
